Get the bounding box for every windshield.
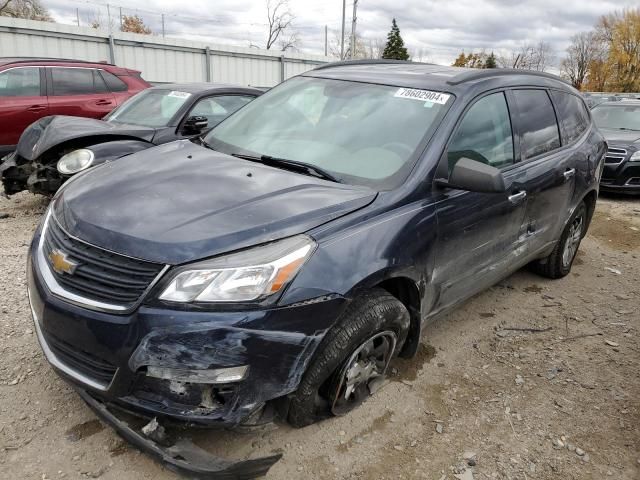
[105,89,192,127]
[203,76,451,188]
[592,104,640,131]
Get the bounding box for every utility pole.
[350,0,358,59]
[119,7,123,30]
[106,3,112,34]
[75,8,80,27]
[324,25,328,56]
[340,0,346,60]
[161,14,165,38]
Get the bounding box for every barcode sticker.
[168,91,191,99]
[394,88,450,105]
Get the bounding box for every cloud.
[42,0,638,65]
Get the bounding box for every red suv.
[0,57,150,156]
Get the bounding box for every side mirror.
[436,157,507,193]
[182,115,208,135]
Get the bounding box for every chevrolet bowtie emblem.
[48,249,78,275]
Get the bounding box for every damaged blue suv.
[28,61,606,478]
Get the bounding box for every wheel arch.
[348,270,423,359]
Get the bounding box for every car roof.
[305,60,573,94]
[0,57,115,67]
[148,83,263,95]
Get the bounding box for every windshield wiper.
[617,127,640,131]
[231,153,341,183]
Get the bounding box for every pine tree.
[484,52,497,69]
[382,19,409,60]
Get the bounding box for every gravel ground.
[0,191,638,480]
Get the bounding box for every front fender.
[86,140,153,167]
[280,200,439,321]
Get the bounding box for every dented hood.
[17,116,156,160]
[55,140,377,264]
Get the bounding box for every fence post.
[204,46,211,82]
[108,34,116,64]
[280,55,285,83]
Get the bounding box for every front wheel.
[530,202,587,279]
[287,288,410,428]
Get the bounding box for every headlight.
[57,149,95,174]
[630,150,640,162]
[159,235,315,303]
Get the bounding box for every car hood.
[17,116,156,161]
[599,128,640,145]
[54,141,377,264]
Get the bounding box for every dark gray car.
[0,83,261,195]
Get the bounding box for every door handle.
[508,190,527,205]
[563,168,576,180]
[95,99,112,106]
[27,105,46,112]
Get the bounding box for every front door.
[431,91,529,314]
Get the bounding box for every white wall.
[0,17,330,87]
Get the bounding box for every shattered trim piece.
[76,389,282,480]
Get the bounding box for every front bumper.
[601,147,640,194]
[28,229,347,427]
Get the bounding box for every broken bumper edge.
[76,388,283,480]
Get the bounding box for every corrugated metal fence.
[0,17,330,87]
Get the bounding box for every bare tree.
[265,0,294,50]
[0,0,52,21]
[499,41,555,71]
[560,32,601,90]
[328,30,384,59]
[278,30,299,52]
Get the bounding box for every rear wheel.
[287,288,409,428]
[530,202,586,279]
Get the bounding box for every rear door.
[98,69,133,107]
[0,66,48,150]
[432,91,529,313]
[46,67,116,119]
[509,89,577,254]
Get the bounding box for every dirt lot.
[0,192,638,480]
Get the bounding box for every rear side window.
[447,92,514,171]
[100,70,128,92]
[0,68,41,97]
[51,68,104,96]
[550,91,590,144]
[513,89,561,159]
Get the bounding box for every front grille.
[43,217,164,309]
[47,334,117,384]
[605,147,627,165]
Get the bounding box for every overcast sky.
[43,0,638,66]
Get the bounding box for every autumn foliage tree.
[570,8,640,92]
[121,14,152,35]
[452,51,497,69]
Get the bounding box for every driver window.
[447,92,514,173]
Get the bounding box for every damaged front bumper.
[0,151,63,196]
[27,239,347,428]
[76,388,282,479]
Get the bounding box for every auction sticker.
[168,91,191,99]
[394,88,450,105]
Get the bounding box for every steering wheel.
[381,142,413,158]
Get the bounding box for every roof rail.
[447,68,570,86]
[1,57,114,66]
[313,59,431,71]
